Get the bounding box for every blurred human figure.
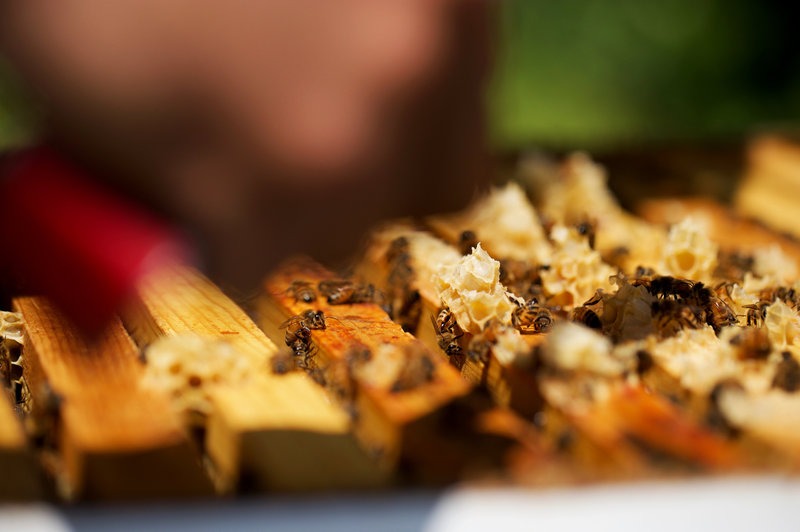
[0,0,491,294]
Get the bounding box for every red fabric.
[0,145,188,333]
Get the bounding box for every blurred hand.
[1,0,491,293]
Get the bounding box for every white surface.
[427,476,800,532]
[4,477,800,531]
[0,504,70,532]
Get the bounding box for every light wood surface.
[735,135,800,237]
[14,296,211,500]
[125,265,387,492]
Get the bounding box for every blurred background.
[490,0,800,151]
[4,1,800,153]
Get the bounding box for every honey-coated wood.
[14,297,211,500]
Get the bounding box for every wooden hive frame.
[735,134,800,239]
[359,208,757,479]
[258,258,538,484]
[123,265,387,492]
[15,297,212,500]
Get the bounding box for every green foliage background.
[490,0,800,149]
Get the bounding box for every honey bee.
[635,349,654,375]
[432,307,463,358]
[688,283,737,333]
[286,280,317,304]
[463,325,502,384]
[317,279,354,303]
[387,266,414,299]
[0,361,8,392]
[707,379,744,437]
[740,285,800,328]
[743,302,769,327]
[465,337,492,365]
[572,305,602,330]
[290,342,314,368]
[385,236,422,332]
[651,299,704,337]
[307,367,327,386]
[318,279,379,305]
[730,327,771,360]
[281,320,310,351]
[498,259,528,285]
[271,348,298,374]
[713,251,754,282]
[638,276,736,334]
[572,290,603,330]
[321,344,371,403]
[386,238,413,282]
[633,265,656,278]
[759,286,800,309]
[280,309,326,364]
[458,230,479,256]
[304,309,326,329]
[393,290,422,333]
[499,259,545,301]
[345,344,372,369]
[713,281,737,301]
[390,347,436,393]
[772,351,800,392]
[602,246,630,270]
[574,219,596,249]
[512,298,553,334]
[386,236,410,266]
[638,275,694,300]
[778,287,799,308]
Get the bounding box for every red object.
[0,145,189,333]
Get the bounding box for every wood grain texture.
[0,390,41,500]
[259,259,482,482]
[126,265,387,492]
[14,297,211,500]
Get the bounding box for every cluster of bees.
[273,229,560,394]
[272,277,436,396]
[270,196,800,454]
[256,147,800,484]
[433,230,554,371]
[428,218,800,402]
[572,274,739,339]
